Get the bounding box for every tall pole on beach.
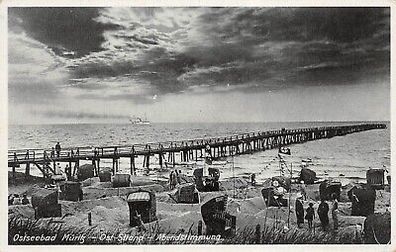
[278,141,282,177]
[233,154,236,198]
[287,162,292,228]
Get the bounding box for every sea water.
[8,121,390,184]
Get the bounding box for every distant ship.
[129,115,151,125]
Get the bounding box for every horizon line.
[9,119,390,126]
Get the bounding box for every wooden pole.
[12,164,16,180]
[97,159,100,174]
[159,153,163,168]
[25,163,30,178]
[91,159,96,176]
[130,155,135,175]
[68,161,72,176]
[146,155,150,169]
[74,160,79,176]
[288,163,292,228]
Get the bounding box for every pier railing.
[8,123,386,169]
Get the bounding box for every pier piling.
[8,123,386,178]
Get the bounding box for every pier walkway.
[8,123,386,178]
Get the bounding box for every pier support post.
[25,163,30,178]
[91,159,97,176]
[74,160,79,176]
[68,161,72,176]
[143,155,150,169]
[12,165,16,180]
[97,159,100,174]
[159,153,163,168]
[130,155,135,175]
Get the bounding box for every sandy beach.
[8,170,391,244]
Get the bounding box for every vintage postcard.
[1,0,394,251]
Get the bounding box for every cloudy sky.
[8,7,390,124]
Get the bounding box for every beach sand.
[8,172,391,243]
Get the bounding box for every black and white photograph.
[4,3,392,247]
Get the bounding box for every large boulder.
[348,185,376,217]
[169,183,199,203]
[112,174,131,188]
[98,171,112,182]
[319,180,341,201]
[31,188,61,219]
[59,181,83,202]
[31,188,58,208]
[77,164,95,181]
[366,168,385,190]
[299,168,316,184]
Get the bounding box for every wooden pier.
[8,123,386,179]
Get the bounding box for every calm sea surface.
[9,121,390,184]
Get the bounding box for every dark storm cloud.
[177,7,390,89]
[9,7,390,101]
[214,8,389,43]
[8,7,120,57]
[70,47,195,93]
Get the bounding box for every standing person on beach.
[175,169,181,184]
[178,170,183,183]
[169,171,174,190]
[55,142,61,157]
[65,165,71,180]
[331,193,339,231]
[299,181,307,200]
[170,171,177,190]
[168,171,172,189]
[305,202,315,230]
[318,199,330,231]
[251,173,256,186]
[295,194,304,228]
